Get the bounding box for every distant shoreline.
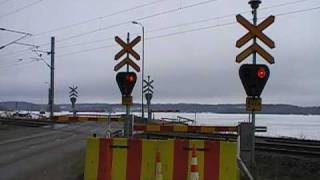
[1,101,319,115]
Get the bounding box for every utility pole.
[49,37,55,119]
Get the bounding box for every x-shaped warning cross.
[115,36,141,60]
[236,14,275,49]
[143,80,154,89]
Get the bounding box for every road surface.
[0,121,121,180]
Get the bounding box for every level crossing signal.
[143,76,154,100]
[143,75,154,121]
[143,79,153,102]
[114,35,141,72]
[239,64,270,97]
[69,86,78,104]
[236,14,275,64]
[69,86,78,116]
[143,79,154,94]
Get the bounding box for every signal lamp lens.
[127,75,135,82]
[257,67,266,79]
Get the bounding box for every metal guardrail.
[160,116,195,125]
[255,126,267,132]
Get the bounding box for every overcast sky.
[0,0,319,106]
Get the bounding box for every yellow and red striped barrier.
[52,115,124,122]
[84,137,239,180]
[134,124,238,133]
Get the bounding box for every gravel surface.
[256,151,320,180]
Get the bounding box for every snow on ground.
[154,113,320,140]
[1,111,319,140]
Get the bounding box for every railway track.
[256,137,320,156]
[137,132,320,157]
[2,119,319,157]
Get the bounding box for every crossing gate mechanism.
[84,137,239,180]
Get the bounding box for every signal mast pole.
[249,0,261,177]
[125,32,131,137]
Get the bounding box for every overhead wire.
[1,0,318,60]
[0,0,310,56]
[0,59,38,70]
[56,5,320,58]
[55,37,115,50]
[55,0,319,52]
[0,0,45,19]
[0,0,219,57]
[39,0,319,50]
[51,0,218,44]
[33,0,168,36]
[0,0,15,6]
[0,0,169,56]
[57,44,116,57]
[35,0,315,44]
[1,0,313,58]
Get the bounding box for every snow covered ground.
[1,111,319,140]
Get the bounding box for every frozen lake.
[152,113,320,140]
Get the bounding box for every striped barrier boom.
[84,137,239,180]
[52,116,124,122]
[134,124,238,133]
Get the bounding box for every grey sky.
[0,0,319,106]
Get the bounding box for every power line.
[0,0,169,56]
[132,0,218,22]
[2,4,320,69]
[56,5,320,58]
[48,0,219,44]
[260,0,313,11]
[146,5,320,40]
[0,0,45,19]
[0,48,31,58]
[33,0,168,36]
[275,5,320,16]
[54,0,317,50]
[57,44,116,57]
[0,59,38,70]
[44,0,312,44]
[56,0,317,45]
[1,0,317,58]
[0,0,16,6]
[55,37,115,49]
[56,22,234,58]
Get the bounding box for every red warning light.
[257,67,266,79]
[127,75,135,82]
